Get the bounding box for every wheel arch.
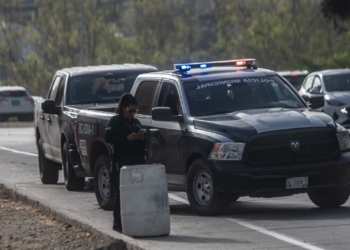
[89,141,109,175]
[186,152,206,174]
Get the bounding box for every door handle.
[40,115,44,120]
[47,117,52,123]
[150,129,159,134]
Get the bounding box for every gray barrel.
[120,164,170,237]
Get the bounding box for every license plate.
[286,177,308,189]
[11,100,20,106]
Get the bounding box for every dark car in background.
[298,69,350,128]
[277,70,309,90]
[0,86,34,121]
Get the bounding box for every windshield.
[324,73,350,92]
[183,75,305,116]
[66,74,137,105]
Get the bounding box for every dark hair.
[116,93,137,116]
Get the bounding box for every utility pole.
[80,0,84,66]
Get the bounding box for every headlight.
[336,124,350,151]
[210,142,245,161]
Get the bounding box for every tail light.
[26,97,34,105]
[0,98,6,104]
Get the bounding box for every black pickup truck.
[75,59,350,215]
[34,64,157,191]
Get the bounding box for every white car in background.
[0,86,35,121]
[298,69,350,128]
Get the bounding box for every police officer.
[104,93,145,232]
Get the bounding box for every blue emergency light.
[174,59,256,72]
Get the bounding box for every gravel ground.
[0,189,112,250]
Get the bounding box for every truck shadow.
[225,198,350,221]
[55,180,95,193]
[169,197,350,222]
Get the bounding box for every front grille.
[245,130,339,167]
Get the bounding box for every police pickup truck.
[75,59,350,215]
[34,64,157,192]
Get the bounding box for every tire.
[37,138,60,184]
[308,188,350,208]
[186,158,231,216]
[94,155,114,211]
[62,142,85,191]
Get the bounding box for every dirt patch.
[0,189,111,250]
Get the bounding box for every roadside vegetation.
[0,0,349,97]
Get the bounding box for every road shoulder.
[0,180,160,250]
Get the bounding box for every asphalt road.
[1,127,350,250]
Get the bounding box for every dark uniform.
[104,115,145,231]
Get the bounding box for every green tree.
[122,0,218,69]
[0,0,29,85]
[211,0,350,71]
[1,0,134,96]
[321,0,350,29]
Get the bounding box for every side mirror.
[301,94,310,102]
[152,107,183,122]
[41,99,60,114]
[308,95,324,109]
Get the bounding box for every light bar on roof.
[174,59,256,72]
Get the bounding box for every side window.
[311,77,322,93]
[303,76,314,92]
[55,76,66,106]
[157,81,181,115]
[134,81,159,115]
[48,76,61,100]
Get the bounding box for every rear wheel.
[186,158,231,216]
[37,138,59,184]
[94,155,114,211]
[308,188,350,208]
[62,142,85,191]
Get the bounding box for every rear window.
[0,90,28,97]
[66,73,144,105]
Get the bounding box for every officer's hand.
[127,133,143,141]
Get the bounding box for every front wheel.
[308,188,349,208]
[94,155,114,211]
[37,138,60,184]
[62,142,85,191]
[186,158,230,216]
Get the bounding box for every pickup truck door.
[149,80,185,177]
[41,75,61,162]
[134,80,161,162]
[44,75,65,163]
